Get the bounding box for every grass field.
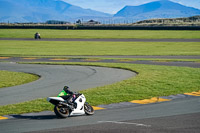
[0,62,200,115]
[0,70,39,88]
[0,29,200,39]
[0,41,200,56]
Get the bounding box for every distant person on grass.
[34,32,41,39]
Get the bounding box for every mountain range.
[114,0,200,20]
[0,0,200,23]
[0,0,111,23]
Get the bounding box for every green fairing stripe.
[57,90,68,97]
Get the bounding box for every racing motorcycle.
[34,32,41,39]
[47,89,94,118]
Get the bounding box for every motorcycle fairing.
[47,97,64,105]
[57,90,68,97]
[70,94,86,116]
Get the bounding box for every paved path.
[1,56,200,68]
[0,38,200,42]
[0,62,135,105]
[0,60,199,132]
[1,95,199,133]
[45,55,200,59]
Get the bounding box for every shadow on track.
[9,111,57,120]
[10,114,57,120]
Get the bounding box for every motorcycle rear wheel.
[54,105,70,118]
[84,103,94,115]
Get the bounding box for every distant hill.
[0,0,111,23]
[114,0,200,20]
[132,15,200,26]
[135,15,200,23]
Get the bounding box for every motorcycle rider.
[61,86,76,108]
[34,32,41,39]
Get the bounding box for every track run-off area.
[0,38,200,132]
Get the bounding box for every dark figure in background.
[34,32,41,39]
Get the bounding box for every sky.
[63,0,200,14]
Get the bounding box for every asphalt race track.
[2,56,200,68]
[0,38,200,132]
[1,38,200,42]
[1,95,200,133]
[0,59,199,132]
[0,62,135,105]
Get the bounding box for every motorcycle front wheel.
[84,103,94,115]
[54,105,70,118]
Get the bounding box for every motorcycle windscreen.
[57,90,68,97]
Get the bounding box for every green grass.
[0,29,200,39]
[0,62,200,115]
[0,70,39,88]
[0,41,200,56]
[0,98,53,115]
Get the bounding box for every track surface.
[1,96,200,133]
[2,56,200,68]
[0,62,135,105]
[0,38,200,42]
[0,59,199,132]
